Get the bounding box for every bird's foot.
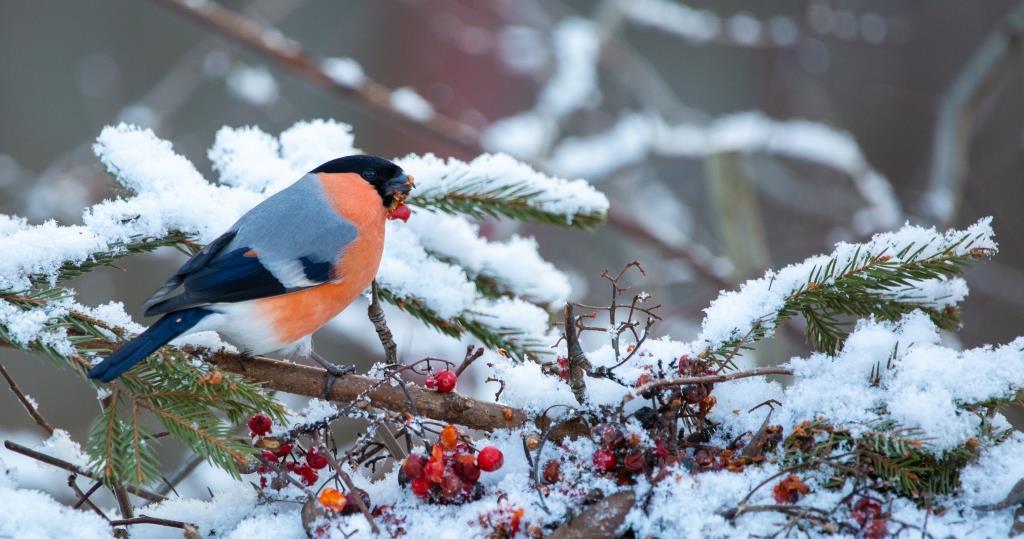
[309,351,355,399]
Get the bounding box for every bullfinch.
[87,155,414,390]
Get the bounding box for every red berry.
[388,203,412,222]
[403,454,426,479]
[276,443,293,457]
[677,355,693,374]
[440,469,463,498]
[425,376,438,389]
[476,446,504,472]
[542,460,561,484]
[261,450,279,464]
[259,475,267,488]
[411,477,432,498]
[294,464,318,486]
[593,449,617,473]
[433,370,457,393]
[424,448,446,483]
[247,413,272,436]
[306,449,328,470]
[623,451,645,473]
[453,457,481,483]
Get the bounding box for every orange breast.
[256,172,387,345]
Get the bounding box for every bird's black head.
[311,155,414,210]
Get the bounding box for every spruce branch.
[412,181,605,229]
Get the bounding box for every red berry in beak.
[388,203,412,222]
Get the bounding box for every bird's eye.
[362,169,377,181]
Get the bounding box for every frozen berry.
[247,413,272,436]
[623,451,645,473]
[593,423,625,449]
[411,477,432,498]
[341,488,371,515]
[677,354,694,374]
[477,446,504,472]
[306,448,329,470]
[453,455,481,483]
[542,460,561,484]
[424,446,446,483]
[276,442,294,457]
[403,454,426,479]
[260,450,279,464]
[433,370,457,393]
[440,469,463,498]
[592,449,617,473]
[318,487,347,511]
[294,464,319,486]
[440,425,459,450]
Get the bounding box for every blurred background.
[1,0,1022,490]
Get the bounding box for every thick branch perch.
[207,352,526,432]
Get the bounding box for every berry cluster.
[581,423,687,484]
[401,425,504,503]
[424,369,457,393]
[246,413,330,488]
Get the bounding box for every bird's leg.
[233,350,252,373]
[309,351,355,400]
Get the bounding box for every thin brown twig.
[3,440,166,503]
[108,515,191,529]
[0,361,55,435]
[68,475,109,521]
[629,367,794,400]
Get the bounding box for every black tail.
[87,308,212,383]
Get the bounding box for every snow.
[398,152,609,224]
[482,18,599,159]
[619,0,719,44]
[696,218,995,351]
[0,483,113,539]
[389,87,434,121]
[269,398,340,437]
[225,64,279,106]
[322,57,367,88]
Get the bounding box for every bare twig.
[109,515,191,529]
[68,476,109,520]
[629,367,794,401]
[368,281,397,365]
[0,361,54,435]
[454,346,485,377]
[922,1,1024,226]
[3,440,166,503]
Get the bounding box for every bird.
[87,155,414,392]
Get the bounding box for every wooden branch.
[0,361,55,435]
[630,367,793,400]
[149,0,479,155]
[207,352,526,432]
[3,440,166,503]
[922,0,1024,226]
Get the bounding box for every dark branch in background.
[147,0,731,291]
[150,0,480,155]
[922,0,1024,226]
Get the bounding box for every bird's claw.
[321,363,355,399]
